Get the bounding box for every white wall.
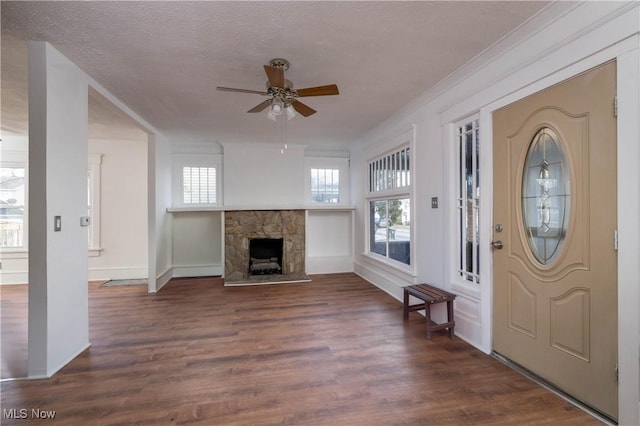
[168,142,354,278]
[223,143,305,208]
[88,137,148,281]
[0,131,150,284]
[351,2,640,423]
[28,41,90,377]
[172,211,222,277]
[306,210,353,274]
[151,132,173,292]
[19,39,176,379]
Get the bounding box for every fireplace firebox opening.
[249,238,284,275]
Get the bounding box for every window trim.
[88,153,102,252]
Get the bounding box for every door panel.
[493,61,617,419]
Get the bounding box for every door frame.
[443,38,639,422]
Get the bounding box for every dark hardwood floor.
[1,274,601,425]
[1,283,28,380]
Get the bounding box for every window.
[522,127,570,265]
[369,198,411,265]
[456,118,480,284]
[182,166,216,204]
[304,157,349,205]
[369,147,410,192]
[172,154,222,208]
[310,168,339,203]
[0,165,26,249]
[367,141,412,267]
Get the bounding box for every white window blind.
[182,166,217,204]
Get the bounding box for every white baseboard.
[1,266,149,285]
[27,342,91,379]
[0,271,28,285]
[0,267,148,285]
[171,264,223,278]
[353,260,411,302]
[154,267,173,292]
[88,267,148,281]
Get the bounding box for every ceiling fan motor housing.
[269,58,290,71]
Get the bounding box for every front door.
[492,61,618,419]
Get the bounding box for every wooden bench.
[403,283,456,339]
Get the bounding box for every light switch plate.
[431,197,438,208]
[54,216,62,231]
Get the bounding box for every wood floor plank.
[1,273,602,425]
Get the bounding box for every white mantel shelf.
[167,205,357,213]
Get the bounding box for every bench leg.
[403,289,409,321]
[425,303,432,340]
[447,300,454,339]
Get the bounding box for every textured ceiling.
[1,1,550,148]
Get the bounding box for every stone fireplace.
[224,210,305,283]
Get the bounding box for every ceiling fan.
[216,58,339,118]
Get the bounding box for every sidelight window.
[456,118,480,284]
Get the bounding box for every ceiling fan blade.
[291,100,317,117]
[264,65,285,88]
[247,99,272,113]
[296,84,339,97]
[217,86,268,95]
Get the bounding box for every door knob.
[491,240,504,250]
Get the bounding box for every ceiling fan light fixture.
[217,58,339,119]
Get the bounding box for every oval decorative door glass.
[521,127,571,265]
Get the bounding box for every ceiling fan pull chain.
[280,115,287,154]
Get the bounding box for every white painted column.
[28,42,90,377]
[616,40,640,426]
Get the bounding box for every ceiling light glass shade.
[270,98,284,114]
[284,104,296,120]
[267,98,284,121]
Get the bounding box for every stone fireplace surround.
[224,210,305,283]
